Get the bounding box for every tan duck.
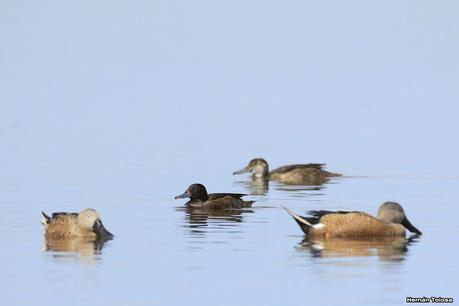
[175,183,254,209]
[284,202,422,238]
[233,158,341,185]
[41,209,113,240]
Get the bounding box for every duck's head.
[175,183,209,202]
[377,202,422,235]
[77,209,114,239]
[233,158,269,178]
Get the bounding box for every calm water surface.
[1,1,459,305]
[1,159,458,305]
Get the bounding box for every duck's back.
[208,193,246,200]
[270,163,325,174]
[269,164,339,185]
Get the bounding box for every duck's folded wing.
[208,193,247,200]
[307,210,353,218]
[300,210,353,225]
[271,163,325,174]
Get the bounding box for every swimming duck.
[41,209,113,240]
[175,183,254,209]
[233,158,341,185]
[284,202,422,238]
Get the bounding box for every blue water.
[1,1,458,305]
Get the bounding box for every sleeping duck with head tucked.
[284,202,422,238]
[233,158,341,185]
[175,183,254,210]
[41,208,113,240]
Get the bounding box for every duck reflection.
[43,237,111,260]
[179,207,254,238]
[297,235,419,262]
[273,183,326,193]
[233,177,269,195]
[233,177,328,198]
[233,173,332,197]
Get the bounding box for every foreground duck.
[284,202,422,238]
[41,209,113,240]
[175,183,254,209]
[233,158,341,185]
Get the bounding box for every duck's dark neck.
[190,193,209,202]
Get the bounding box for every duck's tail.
[326,171,342,177]
[243,200,255,208]
[283,207,312,235]
[41,211,51,226]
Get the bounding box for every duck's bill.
[93,219,114,239]
[233,166,249,175]
[401,217,422,235]
[174,192,190,199]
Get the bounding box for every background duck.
[233,158,341,185]
[175,183,254,209]
[41,209,113,240]
[284,202,422,238]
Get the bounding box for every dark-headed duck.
[175,183,254,209]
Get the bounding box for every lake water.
[1,1,458,305]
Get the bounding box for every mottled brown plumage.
[315,212,406,237]
[233,158,341,185]
[285,202,421,238]
[175,183,254,210]
[41,209,113,240]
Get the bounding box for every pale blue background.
[0,1,458,305]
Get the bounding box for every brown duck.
[175,183,254,209]
[41,209,113,240]
[284,202,422,238]
[233,158,341,185]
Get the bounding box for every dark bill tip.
[401,217,422,235]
